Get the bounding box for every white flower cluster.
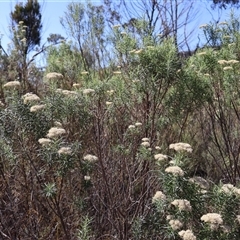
[152,191,166,203]
[0,101,4,107]
[57,89,78,97]
[201,213,223,230]
[3,81,21,89]
[169,219,183,231]
[83,88,95,95]
[22,93,40,104]
[236,215,240,224]
[106,101,113,105]
[169,142,192,153]
[197,51,207,56]
[128,122,143,130]
[113,71,121,75]
[73,83,81,89]
[141,137,150,147]
[58,147,72,155]
[38,138,52,146]
[83,154,98,163]
[46,127,66,138]
[223,66,233,71]
[154,153,168,162]
[165,166,184,176]
[45,72,63,81]
[30,104,45,112]
[81,71,88,75]
[178,229,196,240]
[220,184,240,195]
[218,59,239,65]
[199,24,208,29]
[171,199,192,211]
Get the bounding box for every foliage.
[10,0,42,55]
[2,2,240,239]
[60,2,107,70]
[212,0,240,8]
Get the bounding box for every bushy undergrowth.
[1,14,240,239]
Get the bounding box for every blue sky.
[0,0,239,55]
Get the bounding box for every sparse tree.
[60,2,108,71]
[10,0,42,55]
[7,0,43,92]
[103,0,199,52]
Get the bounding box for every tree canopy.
[10,0,42,55]
[212,0,240,8]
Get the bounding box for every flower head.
[38,138,52,146]
[106,89,114,95]
[152,191,166,203]
[236,215,240,224]
[73,83,81,89]
[61,90,78,97]
[135,122,142,126]
[22,93,40,104]
[218,21,227,25]
[178,230,196,240]
[46,127,66,138]
[84,175,91,181]
[197,52,207,56]
[113,71,121,75]
[83,88,95,95]
[54,121,62,127]
[223,66,233,71]
[169,142,192,153]
[0,101,4,107]
[45,72,63,81]
[134,49,143,54]
[58,147,72,155]
[141,141,150,147]
[3,81,21,89]
[199,24,208,29]
[218,60,227,65]
[201,213,223,230]
[83,154,98,163]
[30,104,45,112]
[81,71,89,75]
[171,199,192,211]
[129,49,136,54]
[169,219,183,231]
[166,215,173,221]
[154,153,168,161]
[128,125,135,129]
[223,35,231,39]
[106,101,113,105]
[228,59,239,64]
[165,166,184,176]
[20,38,27,42]
[112,24,121,29]
[220,184,240,195]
